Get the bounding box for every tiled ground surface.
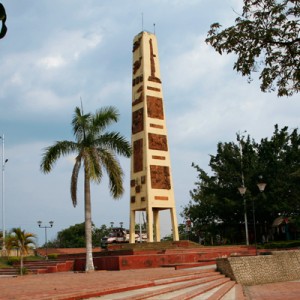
[244,280,300,300]
[0,268,213,300]
[1,268,300,300]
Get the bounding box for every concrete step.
[162,262,215,270]
[14,259,74,266]
[0,268,19,275]
[0,258,75,275]
[204,281,236,300]
[28,268,48,275]
[218,284,237,300]
[21,260,66,265]
[95,269,243,300]
[19,262,73,273]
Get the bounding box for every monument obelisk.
[129,31,179,243]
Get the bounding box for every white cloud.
[169,35,231,85]
[21,89,73,114]
[37,29,103,69]
[38,55,66,69]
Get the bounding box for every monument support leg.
[147,208,154,242]
[153,209,160,242]
[170,208,179,241]
[129,210,136,243]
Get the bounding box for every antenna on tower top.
[141,13,144,31]
[153,23,156,34]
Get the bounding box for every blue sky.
[1,0,299,246]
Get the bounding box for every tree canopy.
[46,223,110,248]
[206,0,300,97]
[182,125,300,244]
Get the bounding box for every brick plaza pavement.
[1,268,300,300]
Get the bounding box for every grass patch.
[0,257,13,268]
[47,253,58,259]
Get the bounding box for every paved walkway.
[244,281,300,300]
[1,268,300,300]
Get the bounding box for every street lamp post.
[257,182,267,194]
[251,182,267,255]
[1,134,8,255]
[255,182,267,254]
[238,132,249,246]
[37,221,54,259]
[238,186,249,246]
[251,193,258,255]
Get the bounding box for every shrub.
[260,240,300,249]
[47,253,58,259]
[7,257,20,266]
[19,267,28,275]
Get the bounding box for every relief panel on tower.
[150,165,171,190]
[133,57,142,75]
[148,133,168,151]
[132,91,143,106]
[147,96,164,120]
[133,139,143,173]
[132,75,143,87]
[132,36,142,52]
[132,108,144,134]
[148,39,161,84]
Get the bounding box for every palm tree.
[7,228,36,275]
[40,106,131,271]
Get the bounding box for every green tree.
[182,125,300,244]
[206,0,300,97]
[40,106,131,271]
[0,3,7,39]
[161,224,188,241]
[57,223,85,248]
[46,223,110,248]
[92,224,110,247]
[6,228,36,275]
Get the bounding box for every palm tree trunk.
[20,252,23,276]
[84,168,95,272]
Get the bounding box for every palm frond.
[98,149,124,199]
[8,228,36,255]
[82,148,103,184]
[40,141,78,173]
[72,106,91,142]
[91,106,119,133]
[71,155,82,207]
[96,132,131,157]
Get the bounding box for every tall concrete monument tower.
[129,31,179,243]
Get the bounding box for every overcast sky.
[1,1,299,246]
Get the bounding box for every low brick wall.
[217,250,300,286]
